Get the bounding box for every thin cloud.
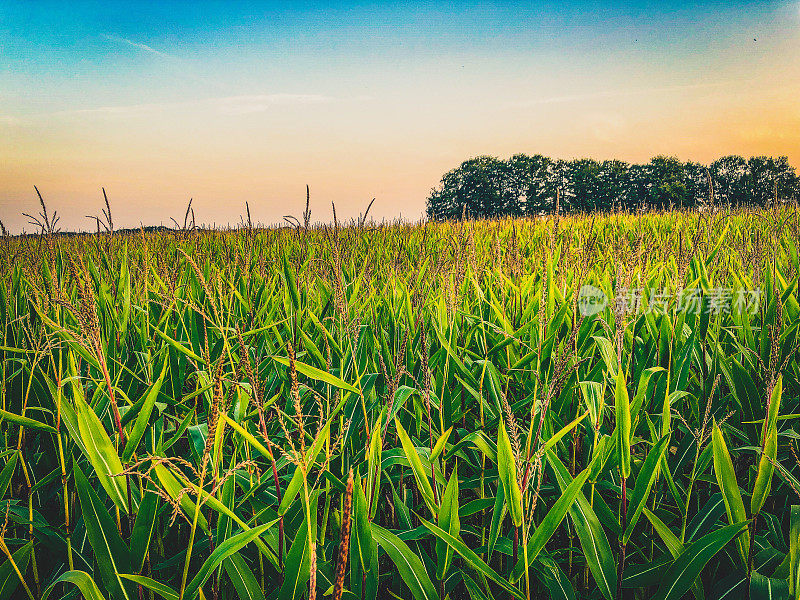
[101,33,228,91]
[57,101,188,116]
[101,33,174,60]
[213,94,336,115]
[53,94,339,117]
[507,81,740,108]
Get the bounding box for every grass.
[0,205,799,600]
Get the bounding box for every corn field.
[1,206,800,600]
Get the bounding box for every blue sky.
[1,1,798,230]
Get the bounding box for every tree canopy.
[426,154,800,219]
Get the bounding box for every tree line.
[426,154,800,219]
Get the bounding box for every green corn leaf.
[221,413,273,460]
[487,482,506,560]
[547,450,616,600]
[765,374,783,435]
[42,571,108,600]
[652,522,748,600]
[418,518,525,600]
[643,508,683,557]
[0,451,19,499]
[430,426,452,463]
[278,466,304,516]
[540,411,590,456]
[0,541,32,600]
[592,336,618,378]
[184,523,272,600]
[352,475,373,575]
[281,252,301,312]
[73,461,134,600]
[751,426,778,517]
[749,572,789,600]
[661,372,672,437]
[152,462,209,534]
[278,493,318,600]
[130,488,159,574]
[72,384,130,514]
[435,465,460,581]
[462,572,493,600]
[432,325,478,389]
[630,367,664,423]
[511,467,591,583]
[712,421,750,565]
[534,554,576,600]
[58,378,88,457]
[118,250,131,339]
[371,523,442,600]
[173,473,278,568]
[588,435,612,482]
[153,326,204,364]
[0,408,55,433]
[389,386,417,423]
[579,381,604,428]
[119,575,178,600]
[161,407,195,453]
[223,553,266,600]
[278,413,335,516]
[395,418,437,515]
[623,434,671,543]
[497,416,523,528]
[272,355,358,394]
[366,416,383,519]
[122,360,168,462]
[216,471,236,548]
[36,311,102,371]
[615,369,631,479]
[643,506,707,600]
[790,506,800,597]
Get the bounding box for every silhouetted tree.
[646,156,689,209]
[564,159,600,212]
[507,154,559,215]
[426,153,799,219]
[426,156,517,219]
[597,160,630,212]
[747,156,797,206]
[683,161,710,209]
[710,155,750,207]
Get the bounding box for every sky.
[1,1,799,232]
